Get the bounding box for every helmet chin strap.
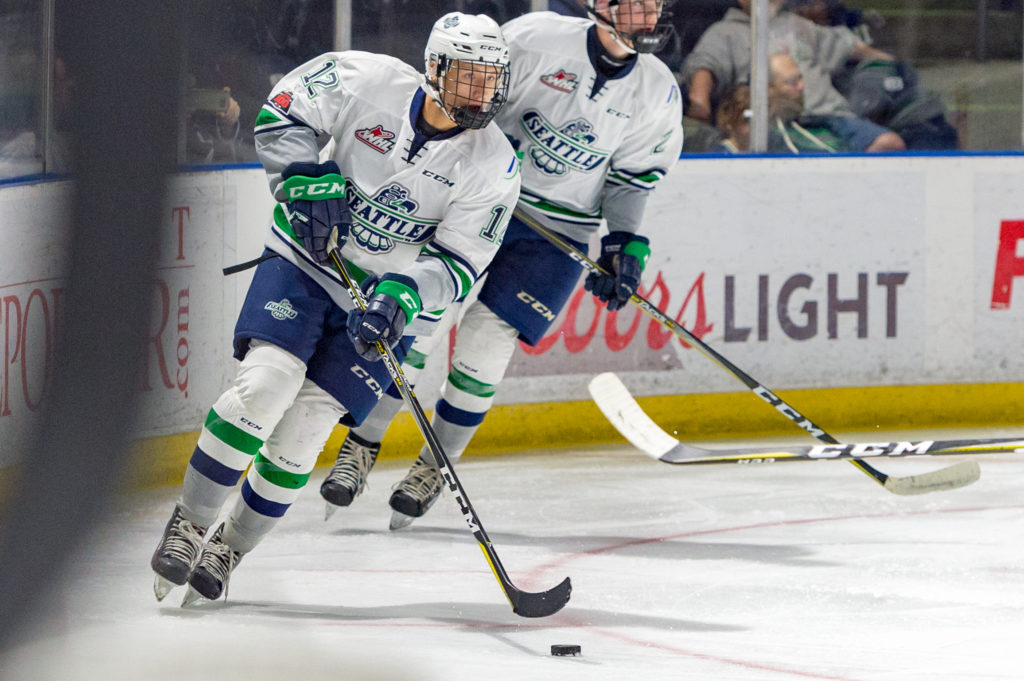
[588,6,638,55]
[607,28,638,55]
[424,61,459,125]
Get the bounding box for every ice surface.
[1,430,1021,681]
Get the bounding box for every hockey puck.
[550,644,581,656]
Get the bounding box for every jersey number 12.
[301,61,339,99]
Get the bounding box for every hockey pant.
[180,340,345,552]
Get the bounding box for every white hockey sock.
[181,342,306,528]
[419,300,518,465]
[224,378,345,553]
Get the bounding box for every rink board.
[2,156,1023,476]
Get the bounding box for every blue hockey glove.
[584,232,651,312]
[280,161,349,264]
[346,274,422,361]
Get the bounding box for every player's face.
[441,60,504,113]
[608,0,664,40]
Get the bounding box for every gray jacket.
[682,7,857,117]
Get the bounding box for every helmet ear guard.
[423,12,511,129]
[585,0,677,54]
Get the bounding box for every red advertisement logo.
[991,219,1024,309]
[519,271,713,356]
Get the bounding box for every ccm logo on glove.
[286,180,346,199]
[280,160,351,264]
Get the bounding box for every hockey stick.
[329,247,571,618]
[590,373,996,491]
[514,209,980,495]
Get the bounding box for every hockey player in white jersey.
[319,0,684,528]
[149,12,518,604]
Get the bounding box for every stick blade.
[588,372,678,459]
[882,460,981,495]
[510,577,572,618]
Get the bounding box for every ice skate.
[150,505,207,601]
[388,456,442,530]
[181,523,244,606]
[320,432,381,520]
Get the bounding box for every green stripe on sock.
[253,454,311,489]
[205,408,262,455]
[406,348,429,370]
[447,367,496,398]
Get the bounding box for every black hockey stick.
[589,373,999,489]
[514,209,980,495]
[329,247,571,618]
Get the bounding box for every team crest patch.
[356,125,396,154]
[521,110,607,176]
[348,183,433,254]
[265,299,298,320]
[270,91,293,113]
[540,69,579,93]
[374,184,418,214]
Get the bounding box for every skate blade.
[324,502,339,521]
[153,574,178,602]
[180,586,206,608]
[389,510,416,531]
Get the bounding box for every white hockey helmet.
[423,12,511,129]
[585,0,676,54]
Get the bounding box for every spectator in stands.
[765,52,848,152]
[713,84,751,152]
[711,55,849,154]
[181,1,332,165]
[783,0,958,150]
[681,0,906,152]
[785,0,876,42]
[183,83,246,164]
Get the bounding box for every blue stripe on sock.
[240,479,291,518]
[436,399,486,427]
[188,446,245,487]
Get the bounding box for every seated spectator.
[713,85,751,152]
[842,60,959,150]
[784,0,958,150]
[712,55,851,154]
[681,0,906,152]
[785,0,876,42]
[766,53,849,152]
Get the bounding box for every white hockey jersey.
[253,51,521,335]
[497,12,684,243]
